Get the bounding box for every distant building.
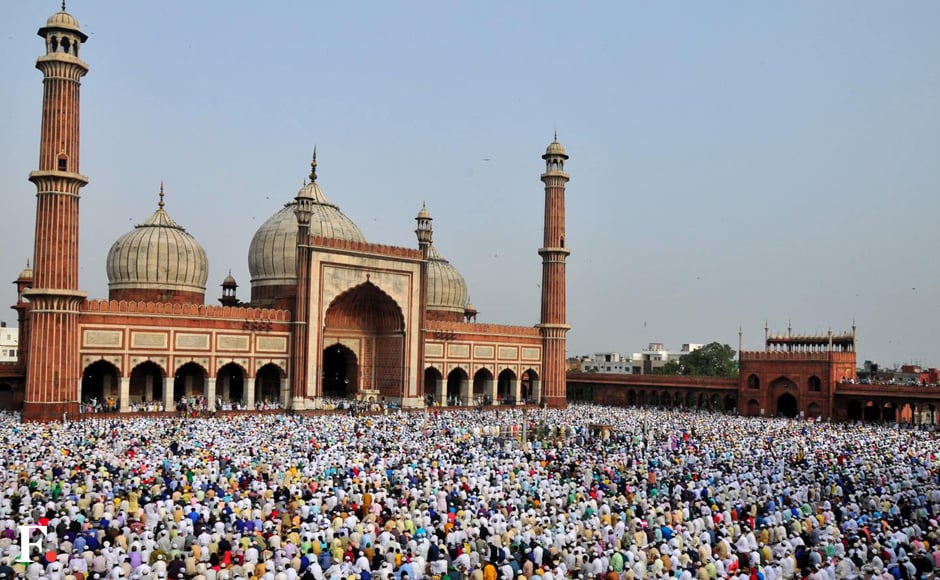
[631,342,703,374]
[575,343,705,375]
[0,325,17,363]
[582,352,632,374]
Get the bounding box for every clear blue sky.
[2,2,938,368]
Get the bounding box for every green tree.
[678,342,737,377]
[652,360,682,375]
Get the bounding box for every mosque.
[5,6,571,421]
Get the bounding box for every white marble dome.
[248,181,366,290]
[426,244,468,315]
[46,11,81,32]
[106,195,208,296]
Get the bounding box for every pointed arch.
[216,362,247,408]
[324,281,405,332]
[172,362,208,407]
[472,368,493,404]
[808,375,822,392]
[255,362,285,409]
[447,367,468,406]
[424,366,443,406]
[776,393,798,418]
[521,368,539,404]
[81,360,121,412]
[129,361,165,409]
[746,399,760,416]
[497,369,517,405]
[324,281,405,399]
[322,342,358,398]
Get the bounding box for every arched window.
[808,375,822,392]
[747,374,760,390]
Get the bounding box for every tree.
[652,360,682,375]
[678,342,737,378]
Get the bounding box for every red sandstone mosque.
[4,6,572,421]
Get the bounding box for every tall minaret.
[290,150,317,410]
[23,5,89,421]
[538,135,570,408]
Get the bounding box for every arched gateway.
[323,282,405,400]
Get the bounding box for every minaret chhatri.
[23,4,89,421]
[538,134,570,408]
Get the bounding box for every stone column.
[206,378,216,411]
[530,378,542,405]
[487,378,498,406]
[162,377,173,412]
[510,379,520,405]
[460,377,471,406]
[119,377,130,412]
[280,377,290,408]
[434,376,444,406]
[245,378,256,410]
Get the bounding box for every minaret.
[414,203,432,406]
[538,135,570,408]
[23,5,89,421]
[290,150,317,410]
[415,202,433,258]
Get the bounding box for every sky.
[1,2,938,369]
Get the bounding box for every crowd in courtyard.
[0,405,937,580]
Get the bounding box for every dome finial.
[553,129,557,142]
[62,0,66,11]
[309,146,318,183]
[158,181,165,209]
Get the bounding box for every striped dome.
[106,194,208,297]
[248,180,365,290]
[426,244,468,315]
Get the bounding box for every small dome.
[465,302,477,314]
[416,204,431,220]
[17,261,33,280]
[222,272,237,287]
[46,11,82,32]
[248,181,366,290]
[544,139,567,157]
[426,244,468,315]
[107,193,209,297]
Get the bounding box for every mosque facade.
[7,7,571,421]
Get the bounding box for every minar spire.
[538,134,570,408]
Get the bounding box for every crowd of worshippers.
[0,405,937,580]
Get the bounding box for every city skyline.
[1,2,938,368]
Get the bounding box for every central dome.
[248,179,366,293]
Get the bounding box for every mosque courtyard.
[0,406,936,580]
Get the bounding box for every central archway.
[324,282,405,400]
[777,392,799,418]
[322,343,358,398]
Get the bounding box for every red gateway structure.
[569,324,940,424]
[2,7,569,420]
